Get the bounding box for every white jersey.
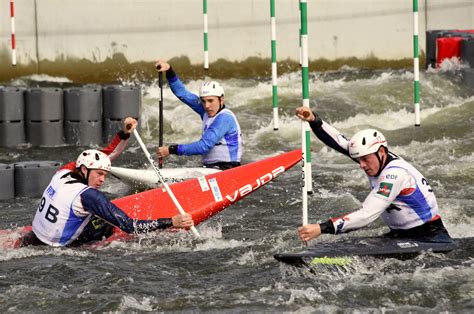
[28,131,177,247]
[201,108,243,164]
[32,169,91,246]
[331,155,440,233]
[306,117,441,233]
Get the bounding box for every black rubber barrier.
[65,120,102,146]
[0,87,26,147]
[426,30,474,69]
[0,121,25,147]
[102,85,141,143]
[0,163,14,200]
[461,38,474,67]
[426,30,448,69]
[462,68,474,90]
[103,118,142,144]
[0,87,24,121]
[103,118,124,143]
[14,161,61,198]
[0,85,141,147]
[64,86,103,145]
[25,88,63,121]
[64,86,102,121]
[26,120,64,147]
[25,88,64,146]
[103,85,141,119]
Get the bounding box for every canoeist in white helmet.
[20,117,193,247]
[295,106,452,243]
[155,60,243,170]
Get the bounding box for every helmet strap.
[79,166,90,185]
[85,169,91,184]
[217,98,225,114]
[374,147,387,177]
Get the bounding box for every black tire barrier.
[26,120,64,146]
[0,87,26,147]
[64,86,102,121]
[103,118,128,144]
[25,88,64,146]
[0,121,25,147]
[426,30,474,69]
[461,39,474,67]
[102,86,141,144]
[65,120,102,146]
[25,88,63,121]
[14,161,61,198]
[426,30,448,69]
[0,87,25,121]
[0,85,141,147]
[103,118,141,144]
[64,86,103,145]
[103,85,141,119]
[0,163,14,200]
[462,68,474,90]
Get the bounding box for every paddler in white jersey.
[295,106,452,243]
[20,117,193,247]
[155,60,243,170]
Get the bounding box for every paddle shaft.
[158,71,164,168]
[132,129,200,237]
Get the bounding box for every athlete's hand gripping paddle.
[131,127,200,237]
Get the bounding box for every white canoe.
[110,166,221,189]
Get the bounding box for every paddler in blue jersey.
[155,60,243,170]
[20,117,193,247]
[295,106,452,243]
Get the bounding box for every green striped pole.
[203,0,209,70]
[271,0,279,130]
[413,0,420,126]
[300,0,312,225]
[301,0,312,196]
[299,1,302,65]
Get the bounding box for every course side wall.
[0,0,472,80]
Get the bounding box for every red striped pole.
[10,0,16,66]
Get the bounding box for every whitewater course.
[0,61,472,312]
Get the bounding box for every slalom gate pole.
[10,0,16,66]
[301,0,312,195]
[132,129,201,238]
[158,71,164,168]
[300,0,312,225]
[413,0,421,126]
[203,0,209,70]
[299,1,302,66]
[270,0,279,130]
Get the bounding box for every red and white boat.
[1,149,301,248]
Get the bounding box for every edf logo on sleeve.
[377,182,393,197]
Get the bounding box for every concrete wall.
[0,0,473,74]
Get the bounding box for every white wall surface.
[0,0,473,65]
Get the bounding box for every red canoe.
[1,149,302,248]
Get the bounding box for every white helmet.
[76,149,111,172]
[348,129,387,158]
[199,81,224,97]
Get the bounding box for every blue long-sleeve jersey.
[167,73,243,164]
